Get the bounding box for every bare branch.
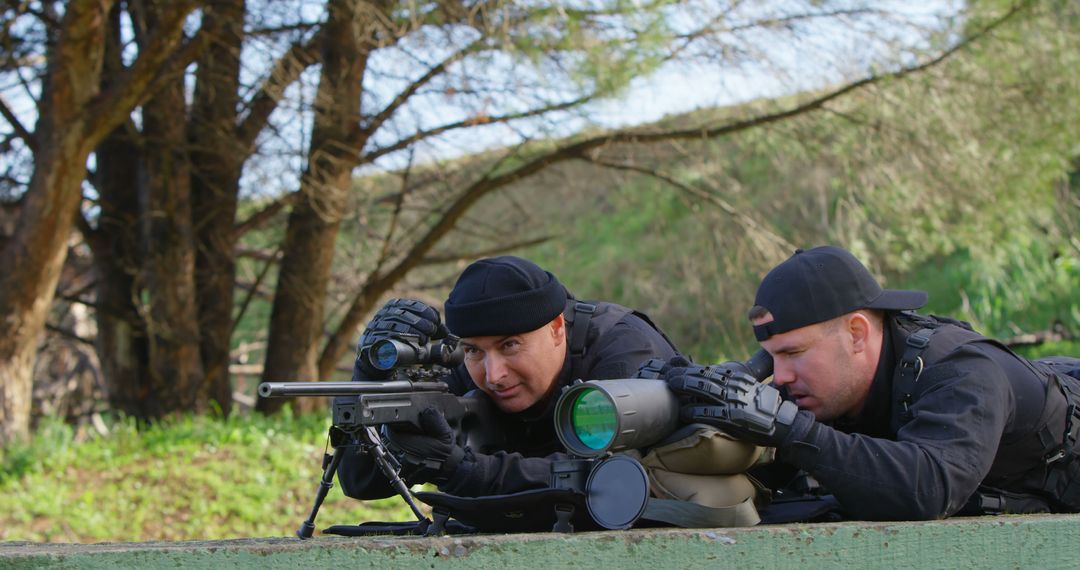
[83,1,203,147]
[0,95,34,151]
[237,27,325,151]
[246,22,319,38]
[234,191,302,237]
[370,148,416,276]
[232,246,282,335]
[579,156,794,258]
[361,38,484,139]
[365,94,594,163]
[418,236,555,266]
[54,293,98,311]
[45,322,95,347]
[488,0,1032,164]
[235,245,283,263]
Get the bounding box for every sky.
[0,1,962,200]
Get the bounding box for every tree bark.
[139,58,206,416]
[94,123,153,413]
[90,3,150,419]
[190,0,246,416]
[258,0,374,414]
[0,2,114,444]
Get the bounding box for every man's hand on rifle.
[647,356,800,447]
[354,298,449,380]
[384,407,467,486]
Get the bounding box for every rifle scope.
[368,337,465,370]
[554,349,774,457]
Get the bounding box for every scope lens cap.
[585,455,649,530]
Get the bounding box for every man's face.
[460,315,567,413]
[753,315,872,421]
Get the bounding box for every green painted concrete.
[3,515,1080,569]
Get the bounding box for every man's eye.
[463,346,481,358]
[501,340,520,351]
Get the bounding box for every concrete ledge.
[4,515,1080,569]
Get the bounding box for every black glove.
[384,407,467,486]
[662,357,798,447]
[353,298,449,380]
[635,354,692,379]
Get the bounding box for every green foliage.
[0,413,413,542]
[512,0,1080,360]
[904,240,1080,339]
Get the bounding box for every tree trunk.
[94,124,152,413]
[90,3,151,417]
[190,0,246,416]
[0,2,113,444]
[139,54,206,416]
[257,0,373,414]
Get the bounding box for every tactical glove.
[353,298,449,380]
[384,407,467,486]
[661,357,798,447]
[634,354,692,379]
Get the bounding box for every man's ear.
[550,313,566,347]
[848,312,872,353]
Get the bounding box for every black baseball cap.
[444,256,568,338]
[751,246,927,341]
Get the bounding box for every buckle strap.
[897,328,934,417]
[1046,401,1080,465]
[552,504,575,533]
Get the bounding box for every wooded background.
[1,0,1077,446]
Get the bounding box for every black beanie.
[444,256,568,337]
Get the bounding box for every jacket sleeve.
[777,343,1012,520]
[337,442,397,500]
[441,450,571,497]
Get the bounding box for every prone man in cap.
[657,245,1080,520]
[337,256,683,499]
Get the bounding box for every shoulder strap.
[642,496,761,528]
[895,327,934,422]
[568,301,596,372]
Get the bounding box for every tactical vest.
[890,313,1080,513]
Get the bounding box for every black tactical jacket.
[775,312,1080,520]
[338,297,678,499]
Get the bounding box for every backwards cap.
[752,246,927,341]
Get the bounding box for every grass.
[0,410,414,543]
[5,348,1078,545]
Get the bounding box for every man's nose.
[485,353,509,384]
[771,358,795,386]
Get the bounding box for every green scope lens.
[570,387,617,451]
[371,340,399,370]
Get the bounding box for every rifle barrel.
[258,380,450,398]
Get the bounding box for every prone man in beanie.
[653,245,1080,520]
[337,256,682,499]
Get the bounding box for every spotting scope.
[553,349,774,457]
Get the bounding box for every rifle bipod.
[296,427,432,539]
[296,446,345,539]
